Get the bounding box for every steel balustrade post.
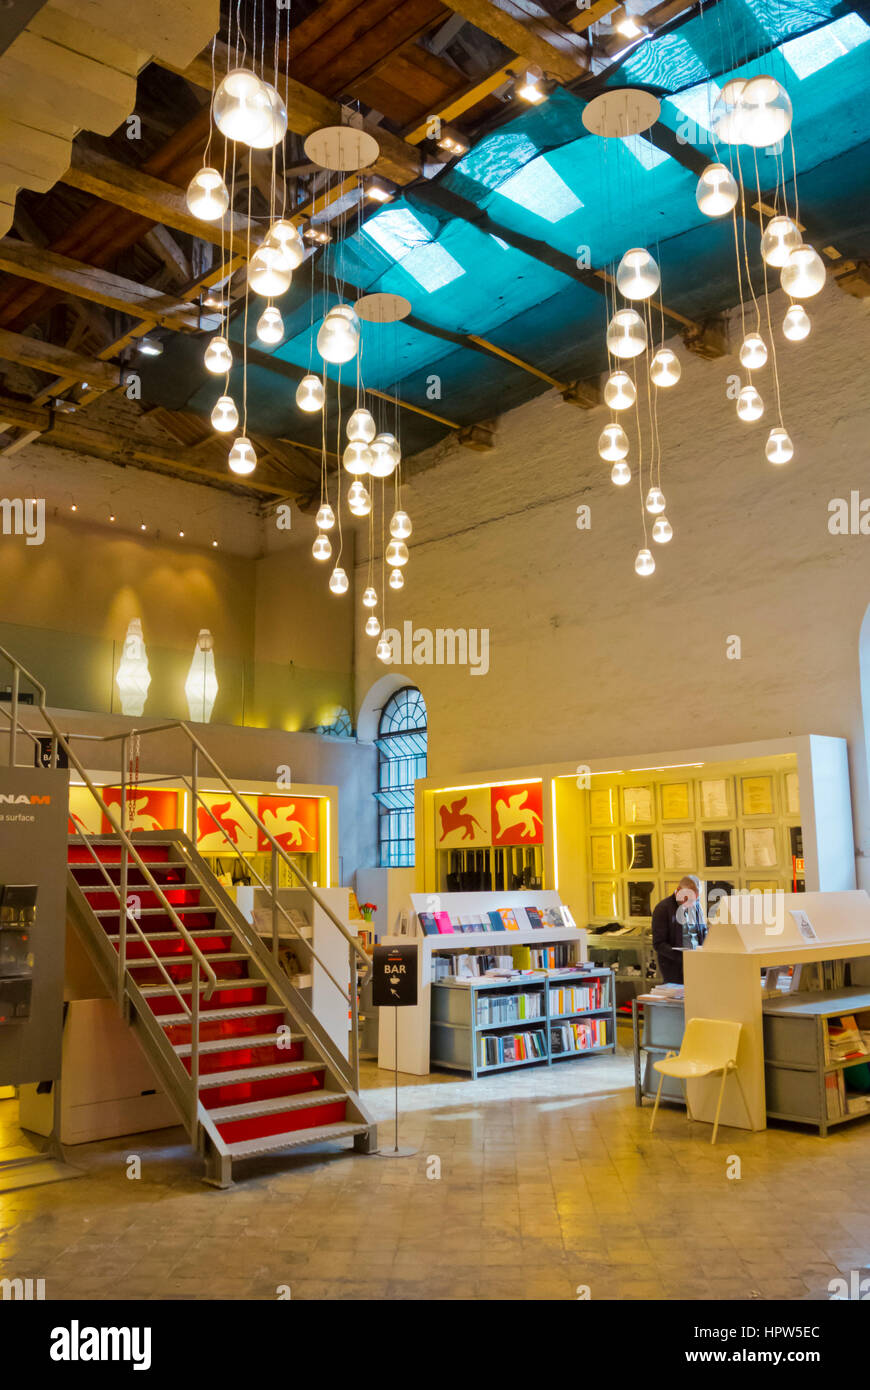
[8,665,18,766]
[271,846,279,960]
[190,745,198,842]
[119,736,128,1002]
[349,945,360,1092]
[190,961,200,1137]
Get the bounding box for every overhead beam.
[0,237,210,330]
[438,0,588,81]
[0,326,120,389]
[0,393,295,498]
[157,44,423,187]
[59,145,255,258]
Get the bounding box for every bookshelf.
[763,988,870,1135]
[631,996,687,1107]
[431,968,615,1078]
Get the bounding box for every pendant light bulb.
[645,487,666,515]
[385,539,409,567]
[616,247,660,301]
[736,385,764,422]
[739,333,768,370]
[213,68,273,146]
[606,309,647,359]
[362,585,378,608]
[649,348,681,387]
[604,371,636,411]
[312,532,332,562]
[315,503,335,531]
[376,636,392,662]
[210,394,238,433]
[610,461,631,487]
[635,548,656,577]
[598,423,629,462]
[390,510,412,540]
[296,374,324,413]
[347,408,377,443]
[783,304,811,342]
[228,436,257,475]
[365,615,381,638]
[739,75,793,148]
[256,305,284,345]
[204,336,233,374]
[185,166,229,222]
[765,427,794,465]
[780,244,826,300]
[761,216,801,268]
[329,566,349,594]
[652,514,673,544]
[347,481,371,516]
[343,441,372,476]
[695,162,738,217]
[389,568,404,590]
[245,82,288,150]
[369,433,399,478]
[317,304,360,365]
[248,244,292,298]
[266,219,304,270]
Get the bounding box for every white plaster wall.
[354,285,870,879]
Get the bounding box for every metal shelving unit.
[763,987,870,1135]
[430,967,616,1079]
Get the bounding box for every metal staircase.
[1,644,377,1187]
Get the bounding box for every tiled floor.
[2,1036,869,1301]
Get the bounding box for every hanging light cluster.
[600,243,679,578]
[695,74,824,470]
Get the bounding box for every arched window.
[375,686,427,867]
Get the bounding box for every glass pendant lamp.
[780,245,826,299]
[695,163,738,217]
[761,216,801,268]
[329,567,349,594]
[317,304,360,364]
[210,395,238,433]
[365,615,380,638]
[739,333,768,370]
[312,532,332,561]
[315,503,335,531]
[390,510,412,539]
[204,336,233,374]
[213,69,272,145]
[228,436,257,475]
[389,568,404,590]
[362,586,377,608]
[765,427,794,464]
[604,371,636,411]
[296,374,324,412]
[266,219,305,269]
[385,539,409,567]
[347,481,371,516]
[736,385,764,422]
[782,305,811,341]
[185,167,229,221]
[616,248,660,301]
[347,408,377,443]
[598,423,629,461]
[634,548,655,577]
[645,487,666,514]
[607,309,647,359]
[649,349,681,387]
[256,306,284,344]
[611,461,631,486]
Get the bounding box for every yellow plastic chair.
[650,1017,749,1144]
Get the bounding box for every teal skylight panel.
[456,132,539,191]
[780,13,870,78]
[667,80,722,135]
[495,155,583,223]
[362,206,465,293]
[621,133,670,170]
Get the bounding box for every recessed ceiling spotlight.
[437,127,468,156]
[70,502,77,512]
[303,224,330,244]
[178,530,185,539]
[138,337,163,357]
[366,180,394,203]
[140,522,147,531]
[212,539,218,548]
[109,514,116,522]
[516,66,546,104]
[615,7,646,39]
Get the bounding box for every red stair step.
[82,887,201,910]
[129,957,249,987]
[214,1098,347,1145]
[145,984,267,1016]
[198,1069,324,1109]
[163,1010,286,1046]
[184,1039,304,1075]
[68,843,173,865]
[112,933,233,959]
[71,864,190,888]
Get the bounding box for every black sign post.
[372,944,418,1158]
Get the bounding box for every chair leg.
[682,1077,693,1122]
[711,1069,728,1145]
[732,1065,752,1128]
[650,1071,666,1133]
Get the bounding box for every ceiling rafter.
[438,0,589,81]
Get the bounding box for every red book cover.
[434,911,454,934]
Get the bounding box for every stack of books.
[550,1017,608,1054]
[825,1015,866,1065]
[417,904,575,936]
[550,978,610,1015]
[476,992,543,1025]
[478,1029,547,1067]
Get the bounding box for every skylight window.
[363,206,465,293]
[456,133,539,191]
[668,80,722,135]
[780,14,870,80]
[621,133,670,170]
[495,155,583,223]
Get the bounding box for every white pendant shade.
[296,374,324,412]
[210,394,238,433]
[362,586,378,608]
[783,304,811,341]
[184,629,218,722]
[389,568,404,590]
[228,436,257,475]
[645,487,666,515]
[317,304,360,364]
[652,515,673,544]
[315,503,335,531]
[204,336,233,374]
[739,333,768,370]
[607,309,647,359]
[256,305,284,344]
[712,75,792,148]
[312,532,332,561]
[376,636,392,661]
[246,82,287,150]
[343,441,372,476]
[604,371,636,411]
[649,348,681,387]
[634,548,655,577]
[266,219,305,270]
[610,461,631,486]
[248,244,292,297]
[185,167,229,221]
[348,481,371,516]
[116,618,151,717]
[598,423,629,461]
[365,615,381,638]
[696,162,738,217]
[385,539,409,567]
[736,385,764,422]
[369,433,398,478]
[390,510,412,540]
[616,247,660,301]
[329,567,349,594]
[780,244,826,299]
[766,427,794,464]
[213,69,273,145]
[347,408,377,443]
[761,216,801,268]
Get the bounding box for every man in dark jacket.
[651,875,706,984]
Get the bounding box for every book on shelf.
[523,906,545,929]
[550,977,610,1016]
[498,908,520,930]
[542,906,565,928]
[826,1015,865,1065]
[825,1070,846,1120]
[478,1028,547,1068]
[418,912,440,937]
[550,1017,608,1055]
[434,911,454,934]
[487,910,504,932]
[476,991,544,1026]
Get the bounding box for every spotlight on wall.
[366,179,395,203]
[437,127,468,156]
[303,223,331,245]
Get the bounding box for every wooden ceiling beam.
[0,237,209,330]
[438,0,588,81]
[0,326,120,389]
[156,43,423,187]
[0,393,295,498]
